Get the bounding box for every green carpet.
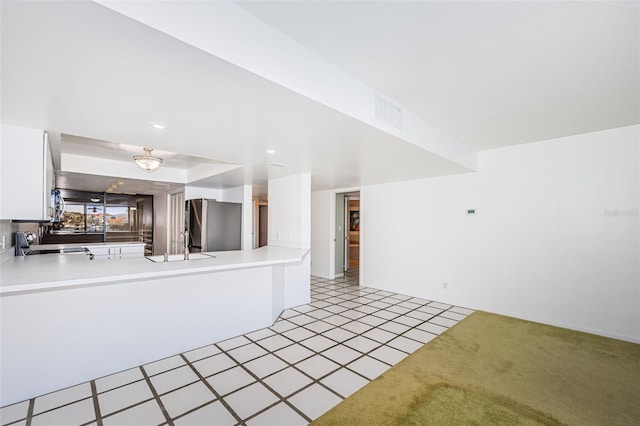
[312,311,640,426]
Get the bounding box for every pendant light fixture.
[133,147,163,172]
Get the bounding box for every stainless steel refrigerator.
[186,199,242,252]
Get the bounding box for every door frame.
[329,188,362,281]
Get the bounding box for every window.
[106,206,132,232]
[61,203,104,233]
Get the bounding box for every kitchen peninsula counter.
[0,245,311,406]
[0,245,309,295]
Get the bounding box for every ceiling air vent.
[374,94,402,129]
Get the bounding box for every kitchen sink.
[145,253,216,262]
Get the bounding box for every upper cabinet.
[0,124,55,221]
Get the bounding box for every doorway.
[258,205,268,247]
[335,191,360,277]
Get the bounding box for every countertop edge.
[0,247,310,296]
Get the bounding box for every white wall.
[268,174,311,248]
[311,191,332,277]
[362,126,640,342]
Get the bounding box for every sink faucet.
[182,232,190,260]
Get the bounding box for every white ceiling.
[1,1,638,196]
[237,0,640,150]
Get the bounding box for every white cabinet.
[0,124,54,221]
[84,244,146,260]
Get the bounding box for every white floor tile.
[274,344,315,364]
[386,305,411,315]
[429,316,458,328]
[31,398,95,426]
[33,383,91,415]
[292,305,316,313]
[405,310,435,321]
[0,400,29,424]
[160,381,215,419]
[321,368,369,399]
[224,383,279,420]
[295,355,340,379]
[393,315,423,327]
[416,322,448,335]
[244,354,288,378]
[95,368,144,393]
[337,300,360,309]
[347,356,389,380]
[371,309,400,321]
[279,309,299,319]
[358,315,387,327]
[369,346,409,365]
[449,306,474,316]
[338,309,367,320]
[354,305,378,314]
[303,321,335,334]
[417,305,444,315]
[343,335,381,354]
[227,343,268,364]
[173,401,236,426]
[102,400,165,426]
[339,321,373,334]
[362,328,396,344]
[217,335,251,351]
[321,345,362,365]
[288,384,342,420]
[362,293,385,301]
[379,321,411,335]
[245,402,308,426]
[322,304,349,314]
[257,334,295,352]
[192,352,237,377]
[387,336,425,354]
[408,297,431,305]
[389,295,412,303]
[440,311,469,321]
[288,314,316,326]
[269,320,298,333]
[310,300,332,309]
[322,314,351,326]
[263,367,313,397]
[149,366,199,395]
[300,335,336,352]
[428,301,452,310]
[306,309,333,319]
[397,301,422,310]
[282,326,316,342]
[143,355,186,377]
[207,366,255,396]
[323,327,356,343]
[404,328,439,344]
[245,327,277,342]
[98,380,153,416]
[183,344,221,363]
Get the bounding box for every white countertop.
[0,246,309,295]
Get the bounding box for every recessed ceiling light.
[266,149,276,154]
[150,122,167,130]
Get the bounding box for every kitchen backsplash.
[0,220,39,265]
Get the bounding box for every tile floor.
[0,270,473,426]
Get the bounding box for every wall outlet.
[442,282,448,290]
